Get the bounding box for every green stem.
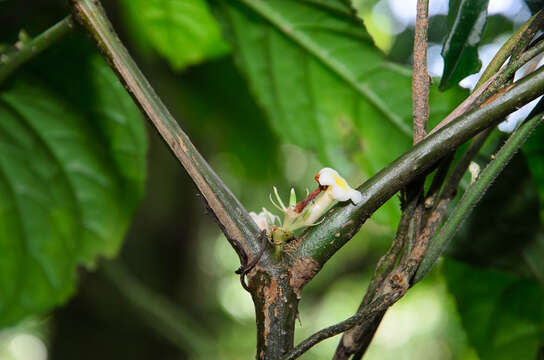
[69,0,265,263]
[0,16,74,85]
[102,261,216,356]
[414,112,544,283]
[475,11,539,89]
[295,65,544,270]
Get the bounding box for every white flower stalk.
[249,207,280,233]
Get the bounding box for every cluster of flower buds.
[249,168,363,245]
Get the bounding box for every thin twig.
[333,196,418,359]
[412,0,430,143]
[282,293,402,360]
[0,16,74,84]
[429,73,500,135]
[334,2,429,357]
[415,112,544,282]
[331,16,544,359]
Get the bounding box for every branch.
[281,292,402,360]
[292,64,544,276]
[0,16,74,85]
[334,3,431,356]
[69,0,264,263]
[414,110,544,282]
[412,0,430,144]
[288,111,544,360]
[333,195,418,359]
[332,17,544,357]
[431,10,544,222]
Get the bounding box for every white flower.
[468,161,480,184]
[317,168,363,205]
[249,208,280,232]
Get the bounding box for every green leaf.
[444,259,544,360]
[525,0,544,15]
[118,0,229,70]
[449,152,541,272]
[439,0,489,90]
[0,36,147,326]
[524,122,544,222]
[215,0,466,226]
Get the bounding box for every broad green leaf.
[215,0,466,226]
[0,37,147,326]
[119,0,229,70]
[439,0,489,90]
[444,259,544,360]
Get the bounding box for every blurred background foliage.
[0,0,544,359]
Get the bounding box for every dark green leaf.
[523,105,544,222]
[444,259,544,360]
[439,0,489,90]
[216,0,466,227]
[449,152,541,272]
[118,0,229,70]
[525,0,544,15]
[0,36,147,325]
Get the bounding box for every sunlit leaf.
[439,0,489,90]
[215,0,466,227]
[118,0,229,70]
[0,36,147,325]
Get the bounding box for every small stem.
[414,111,544,283]
[69,0,264,263]
[333,195,418,360]
[102,260,215,356]
[282,293,401,360]
[424,13,544,240]
[0,16,74,85]
[476,11,539,89]
[481,11,544,102]
[412,0,430,144]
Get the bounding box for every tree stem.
[249,265,299,359]
[0,16,74,85]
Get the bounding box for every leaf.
[444,259,544,360]
[448,152,541,272]
[118,0,229,70]
[175,58,280,180]
[524,121,544,222]
[0,36,147,326]
[215,0,466,227]
[525,0,544,14]
[439,0,489,90]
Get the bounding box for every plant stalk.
[0,16,74,85]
